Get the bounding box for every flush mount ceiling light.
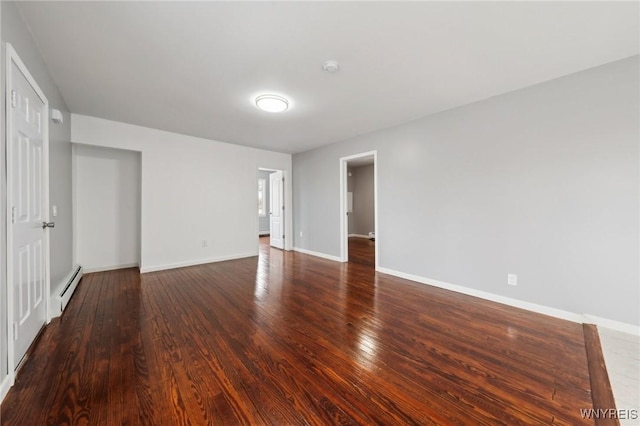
[322,60,340,73]
[255,94,289,113]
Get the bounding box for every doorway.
[73,145,141,273]
[339,151,378,269]
[6,43,51,378]
[257,168,285,250]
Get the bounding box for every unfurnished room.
[0,1,639,425]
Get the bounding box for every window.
[258,179,266,216]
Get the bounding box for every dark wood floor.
[348,237,375,267]
[1,238,595,425]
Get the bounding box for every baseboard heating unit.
[58,265,83,312]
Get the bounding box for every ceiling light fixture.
[322,60,340,73]
[255,94,289,113]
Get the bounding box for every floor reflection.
[344,241,379,371]
[254,236,283,302]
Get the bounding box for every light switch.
[52,205,58,217]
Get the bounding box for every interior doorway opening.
[339,152,378,269]
[73,144,141,274]
[257,168,285,250]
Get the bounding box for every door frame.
[5,43,51,384]
[268,171,284,249]
[257,167,291,251]
[339,151,378,269]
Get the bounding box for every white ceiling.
[16,1,639,154]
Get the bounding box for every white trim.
[257,177,267,217]
[583,314,640,336]
[379,267,640,330]
[339,151,378,269]
[83,263,139,274]
[293,247,342,262]
[0,2,4,391]
[0,374,11,403]
[377,266,585,323]
[71,143,78,265]
[340,160,346,262]
[140,252,256,273]
[5,43,51,386]
[348,234,370,239]
[258,231,270,236]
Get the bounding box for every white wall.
[71,114,292,273]
[74,144,140,272]
[293,56,640,328]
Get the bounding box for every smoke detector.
[322,60,340,73]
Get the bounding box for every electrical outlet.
[201,240,208,248]
[507,274,517,286]
[299,231,303,238]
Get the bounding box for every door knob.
[42,222,55,229]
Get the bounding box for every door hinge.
[11,206,16,224]
[13,323,18,341]
[11,90,18,108]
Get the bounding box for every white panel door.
[269,171,284,249]
[9,57,49,366]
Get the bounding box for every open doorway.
[340,151,377,269]
[257,168,285,250]
[73,144,141,273]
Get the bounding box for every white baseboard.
[140,253,257,273]
[83,262,139,274]
[583,314,640,336]
[1,374,12,403]
[377,266,640,331]
[348,234,370,239]
[293,247,342,262]
[377,266,586,323]
[258,231,270,236]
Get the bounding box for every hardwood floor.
[1,239,597,425]
[348,237,375,267]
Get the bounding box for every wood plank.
[2,240,599,425]
[583,324,620,426]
